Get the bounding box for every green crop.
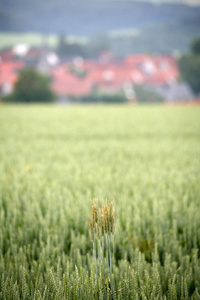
[0,104,200,299]
[89,199,115,298]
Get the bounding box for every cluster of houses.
[0,44,194,103]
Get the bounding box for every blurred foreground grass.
[0,104,200,299]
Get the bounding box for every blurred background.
[0,0,200,104]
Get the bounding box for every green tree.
[191,38,200,55]
[86,33,110,58]
[9,68,55,103]
[57,35,86,58]
[71,88,127,103]
[134,85,164,103]
[179,37,200,95]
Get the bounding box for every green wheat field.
[0,104,200,299]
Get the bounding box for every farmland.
[0,104,200,299]
[0,32,58,50]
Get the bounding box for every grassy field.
[0,32,56,50]
[0,104,200,299]
[0,32,88,50]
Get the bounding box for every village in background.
[0,33,199,104]
[1,0,200,104]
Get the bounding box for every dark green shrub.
[134,84,164,103]
[5,68,55,103]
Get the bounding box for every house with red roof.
[50,54,180,101]
[51,64,91,98]
[0,59,24,95]
[1,47,191,102]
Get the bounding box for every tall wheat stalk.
[89,199,115,298]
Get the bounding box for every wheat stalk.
[89,199,115,299]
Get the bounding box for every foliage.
[56,34,110,59]
[191,38,200,55]
[86,34,110,58]
[90,200,115,298]
[0,105,200,299]
[134,85,165,103]
[6,68,55,103]
[179,55,200,94]
[57,35,86,58]
[71,89,127,103]
[1,1,200,54]
[68,65,87,78]
[179,37,200,95]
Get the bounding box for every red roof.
[0,60,24,86]
[51,66,91,97]
[49,54,180,97]
[0,49,14,61]
[0,52,180,98]
[124,54,179,85]
[125,54,150,66]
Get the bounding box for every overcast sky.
[86,0,200,4]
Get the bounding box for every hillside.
[1,0,200,53]
[1,0,200,35]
